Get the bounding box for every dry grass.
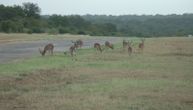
[0,37,193,110]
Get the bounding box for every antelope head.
[110,44,114,49]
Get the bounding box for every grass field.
[0,36,193,110]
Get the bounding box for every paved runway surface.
[0,37,121,63]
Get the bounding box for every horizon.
[41,13,193,16]
[1,0,193,16]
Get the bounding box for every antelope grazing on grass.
[138,38,145,52]
[76,39,83,48]
[69,45,76,57]
[68,41,79,56]
[39,43,54,56]
[94,43,103,53]
[105,41,114,50]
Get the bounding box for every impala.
[39,43,54,56]
[94,43,103,53]
[69,45,76,56]
[105,41,114,50]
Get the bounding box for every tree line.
[0,3,193,37]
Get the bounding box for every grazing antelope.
[76,39,83,48]
[39,43,54,56]
[105,41,114,50]
[94,43,103,53]
[68,40,80,56]
[138,38,145,52]
[69,45,76,57]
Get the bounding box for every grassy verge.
[0,37,193,110]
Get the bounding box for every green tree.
[0,5,24,20]
[1,20,23,33]
[22,2,41,18]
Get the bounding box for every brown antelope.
[39,43,54,56]
[68,40,80,56]
[138,38,145,52]
[105,41,114,50]
[69,45,76,57]
[76,39,83,48]
[94,43,103,53]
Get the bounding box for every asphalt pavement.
[0,37,121,63]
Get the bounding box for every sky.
[0,0,193,15]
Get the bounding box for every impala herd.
[39,38,145,57]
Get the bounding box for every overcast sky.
[0,0,193,15]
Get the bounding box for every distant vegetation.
[0,2,193,37]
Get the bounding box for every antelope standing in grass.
[39,43,54,56]
[69,45,76,57]
[105,41,114,50]
[76,39,83,48]
[94,43,103,53]
[68,41,79,56]
[138,38,145,52]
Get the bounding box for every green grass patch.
[0,54,73,76]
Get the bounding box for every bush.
[31,27,44,33]
[1,20,12,33]
[77,31,86,35]
[47,28,58,35]
[27,30,32,34]
[58,27,69,34]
